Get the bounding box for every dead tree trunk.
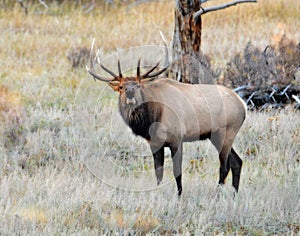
[171,0,205,83]
[171,0,257,84]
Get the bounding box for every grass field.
[0,0,299,234]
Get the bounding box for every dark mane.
[119,97,162,141]
[128,103,152,140]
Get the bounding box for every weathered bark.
[171,0,257,84]
[171,0,212,83]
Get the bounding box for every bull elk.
[86,41,246,196]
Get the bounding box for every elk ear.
[108,80,120,92]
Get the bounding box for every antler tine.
[118,60,122,77]
[141,32,169,79]
[160,31,169,66]
[88,38,96,71]
[86,38,97,80]
[137,57,141,78]
[140,61,160,79]
[86,40,114,82]
[100,62,118,78]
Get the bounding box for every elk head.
[86,40,169,109]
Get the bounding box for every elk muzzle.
[125,88,136,105]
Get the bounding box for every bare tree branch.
[38,0,49,9]
[84,1,95,14]
[194,0,257,20]
[126,0,152,11]
[17,0,28,15]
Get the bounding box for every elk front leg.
[170,143,183,196]
[150,145,165,185]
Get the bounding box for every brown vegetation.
[222,35,300,89]
[220,36,300,109]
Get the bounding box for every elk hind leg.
[229,148,243,192]
[210,131,232,186]
[218,147,231,186]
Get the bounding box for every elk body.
[86,44,246,196]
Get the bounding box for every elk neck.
[118,92,162,141]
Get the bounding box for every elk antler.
[137,58,141,78]
[139,32,169,80]
[137,57,160,78]
[86,39,120,82]
[117,60,122,77]
[139,61,160,79]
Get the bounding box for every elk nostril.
[126,90,135,99]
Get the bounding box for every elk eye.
[119,86,123,90]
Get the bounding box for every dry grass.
[0,0,299,234]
